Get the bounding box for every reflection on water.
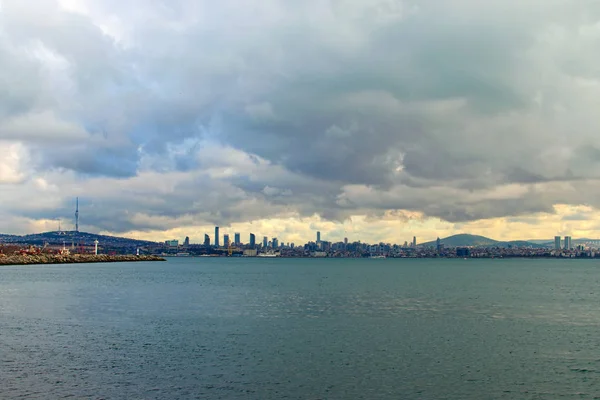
[2,258,600,399]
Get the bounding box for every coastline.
[0,254,166,266]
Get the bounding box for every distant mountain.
[420,234,546,248]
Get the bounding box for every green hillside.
[420,234,544,248]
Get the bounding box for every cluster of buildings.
[163,228,324,256]
[165,228,422,251]
[554,236,572,251]
[158,229,600,259]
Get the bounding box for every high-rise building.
[564,236,572,250]
[317,231,321,243]
[234,232,241,245]
[204,234,210,246]
[224,234,230,247]
[554,236,561,250]
[436,237,442,252]
[263,236,268,248]
[412,236,417,248]
[214,226,220,247]
[249,233,256,248]
[184,236,190,246]
[272,237,279,248]
[344,237,348,245]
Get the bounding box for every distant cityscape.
[2,228,600,259]
[154,230,600,259]
[2,200,600,258]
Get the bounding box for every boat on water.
[369,255,386,259]
[258,252,279,257]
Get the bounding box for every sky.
[2,0,600,245]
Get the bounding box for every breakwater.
[0,254,165,266]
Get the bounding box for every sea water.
[2,257,600,399]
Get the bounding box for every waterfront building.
[272,238,279,248]
[204,234,210,246]
[243,249,257,257]
[165,240,178,247]
[224,234,230,248]
[564,236,572,250]
[413,236,417,248]
[263,236,268,248]
[234,233,241,246]
[456,247,470,257]
[184,236,190,246]
[215,226,220,247]
[554,236,561,250]
[249,233,256,248]
[317,231,321,243]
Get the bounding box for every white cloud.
[0,141,28,184]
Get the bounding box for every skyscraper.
[224,234,230,247]
[554,236,561,250]
[317,231,321,243]
[263,236,268,248]
[272,237,278,248]
[412,236,417,248]
[249,233,256,248]
[234,232,241,246]
[204,234,210,246]
[436,237,441,252]
[215,226,220,247]
[564,236,572,250]
[184,236,190,246]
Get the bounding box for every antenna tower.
[75,197,79,233]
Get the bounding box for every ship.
[257,251,279,257]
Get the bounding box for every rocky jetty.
[0,254,165,266]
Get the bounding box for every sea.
[2,257,600,399]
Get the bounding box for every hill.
[420,234,545,248]
[0,231,157,248]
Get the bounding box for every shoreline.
[0,254,166,266]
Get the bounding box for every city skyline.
[158,227,588,249]
[3,2,600,243]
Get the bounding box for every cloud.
[3,0,600,241]
[0,141,29,184]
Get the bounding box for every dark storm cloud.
[4,0,600,233]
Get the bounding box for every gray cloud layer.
[2,0,600,234]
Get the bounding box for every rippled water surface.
[3,258,600,399]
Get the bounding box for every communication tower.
[75,197,79,233]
